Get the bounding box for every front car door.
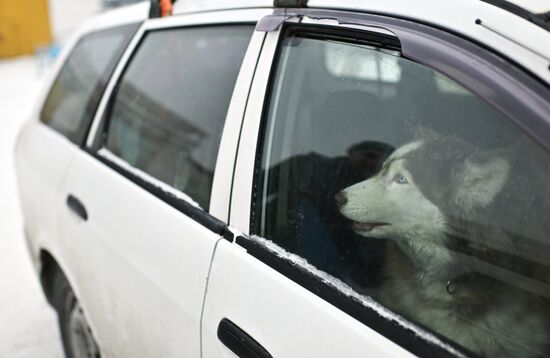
[56,9,269,357]
[202,9,550,358]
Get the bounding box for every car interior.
[254,33,550,298]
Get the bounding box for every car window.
[103,25,254,210]
[252,30,550,357]
[40,25,136,145]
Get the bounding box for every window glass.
[253,31,550,357]
[104,26,253,210]
[41,26,134,145]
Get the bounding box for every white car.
[15,0,550,357]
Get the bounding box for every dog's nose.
[335,191,348,208]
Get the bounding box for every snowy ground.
[0,57,64,358]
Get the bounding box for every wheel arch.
[39,248,64,307]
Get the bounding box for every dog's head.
[336,131,511,247]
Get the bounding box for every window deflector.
[231,10,550,358]
[257,13,400,41]
[259,9,550,152]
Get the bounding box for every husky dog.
[336,130,550,357]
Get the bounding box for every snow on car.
[15,0,550,357]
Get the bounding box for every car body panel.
[50,7,270,357]
[309,0,550,83]
[204,8,550,358]
[13,1,550,357]
[172,0,550,84]
[203,20,423,358]
[15,124,77,269]
[56,150,221,357]
[209,24,269,222]
[202,239,417,358]
[14,0,149,272]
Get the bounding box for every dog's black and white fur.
[338,130,550,357]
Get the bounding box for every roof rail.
[274,0,308,8]
[149,0,179,18]
[481,0,550,32]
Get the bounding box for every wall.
[0,0,52,57]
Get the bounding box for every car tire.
[51,269,101,358]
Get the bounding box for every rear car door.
[56,10,267,357]
[15,21,140,268]
[202,11,550,358]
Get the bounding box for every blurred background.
[0,1,141,356]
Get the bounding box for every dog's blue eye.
[394,173,408,184]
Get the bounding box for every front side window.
[41,25,135,145]
[253,28,550,357]
[103,25,253,210]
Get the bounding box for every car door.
[15,21,140,266]
[56,9,269,357]
[202,10,550,358]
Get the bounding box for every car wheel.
[52,269,101,358]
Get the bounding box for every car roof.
[305,0,550,83]
[171,0,550,16]
[85,0,550,84]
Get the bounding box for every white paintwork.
[209,28,269,221]
[14,0,150,273]
[15,125,77,264]
[56,150,222,357]
[250,235,462,355]
[205,25,421,358]
[229,30,280,233]
[60,9,269,357]
[80,1,149,33]
[202,239,418,358]
[14,1,550,357]
[173,0,272,14]
[172,0,549,15]
[308,0,550,83]
[168,0,550,84]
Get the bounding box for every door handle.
[217,318,272,358]
[66,194,88,221]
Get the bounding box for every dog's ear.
[454,150,511,211]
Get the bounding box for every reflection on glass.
[255,33,550,357]
[41,29,127,144]
[105,26,253,209]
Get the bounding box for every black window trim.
[87,147,230,237]
[86,22,257,237]
[39,22,142,147]
[241,10,550,358]
[235,235,471,358]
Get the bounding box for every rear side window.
[103,25,254,210]
[40,25,137,145]
[253,30,550,357]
